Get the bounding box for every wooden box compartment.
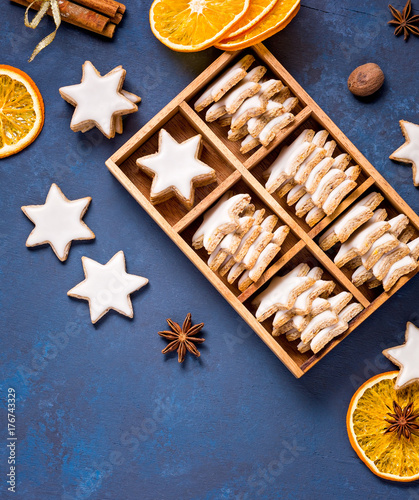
[317,183,419,304]
[186,48,307,164]
[106,43,419,378]
[116,106,236,227]
[242,245,368,372]
[245,113,371,234]
[179,176,301,299]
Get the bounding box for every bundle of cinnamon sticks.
[11,0,126,38]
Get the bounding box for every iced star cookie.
[21,183,95,262]
[59,61,138,139]
[68,251,148,324]
[390,120,419,186]
[136,129,216,210]
[383,322,419,390]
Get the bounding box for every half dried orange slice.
[150,0,250,52]
[0,65,44,159]
[347,371,419,482]
[215,0,300,50]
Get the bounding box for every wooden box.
[106,43,419,378]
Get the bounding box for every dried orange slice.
[215,0,300,51]
[0,65,44,159]
[223,0,279,40]
[149,0,250,52]
[347,371,419,482]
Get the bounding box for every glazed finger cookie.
[192,193,251,252]
[59,61,138,139]
[238,225,290,291]
[252,263,315,322]
[263,127,363,225]
[389,120,419,186]
[207,211,261,272]
[229,79,284,131]
[310,302,363,354]
[247,97,298,138]
[136,129,216,210]
[68,251,148,324]
[205,66,266,122]
[265,129,316,193]
[333,210,390,268]
[382,255,418,291]
[240,113,295,154]
[194,55,255,112]
[319,192,384,250]
[21,183,95,262]
[336,205,419,292]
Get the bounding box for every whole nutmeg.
[347,63,385,97]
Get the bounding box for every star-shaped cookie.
[68,251,148,324]
[383,322,419,390]
[390,120,419,186]
[136,129,216,210]
[22,183,95,262]
[59,61,138,139]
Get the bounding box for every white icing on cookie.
[137,129,215,204]
[334,214,389,263]
[311,169,345,206]
[383,322,419,389]
[59,61,137,138]
[265,130,313,191]
[231,92,266,128]
[303,157,334,193]
[21,183,95,261]
[328,192,381,238]
[382,255,417,289]
[390,121,419,186]
[258,113,293,144]
[241,230,271,268]
[361,233,398,266]
[205,66,267,120]
[332,206,370,239]
[192,193,250,249]
[253,264,311,319]
[194,56,253,110]
[67,251,148,324]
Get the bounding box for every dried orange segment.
[223,0,279,40]
[0,65,44,159]
[150,0,250,52]
[347,371,419,482]
[215,0,300,50]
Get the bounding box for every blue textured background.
[1,1,419,499]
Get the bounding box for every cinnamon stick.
[11,0,116,37]
[109,11,123,24]
[73,0,121,18]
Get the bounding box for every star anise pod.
[388,0,419,41]
[384,401,419,440]
[158,313,205,363]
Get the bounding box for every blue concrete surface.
[1,1,419,499]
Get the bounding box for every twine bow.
[24,0,61,62]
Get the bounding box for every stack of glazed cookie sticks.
[264,128,361,227]
[194,55,299,154]
[252,263,364,354]
[191,192,290,292]
[319,193,419,292]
